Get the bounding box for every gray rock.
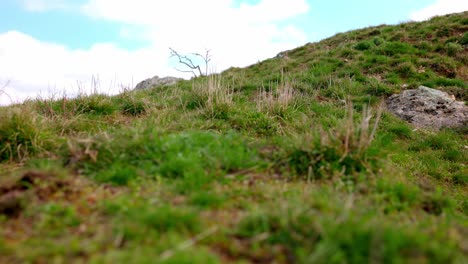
[134,75,182,90]
[386,86,467,129]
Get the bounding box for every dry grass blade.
[256,78,296,114]
[159,226,219,261]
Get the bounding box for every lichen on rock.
[134,75,183,90]
[386,86,467,129]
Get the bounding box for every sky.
[0,0,467,105]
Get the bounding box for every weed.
[354,41,373,51]
[35,203,81,236]
[385,123,412,139]
[102,198,201,240]
[452,171,467,186]
[372,37,385,46]
[376,179,421,212]
[377,41,415,56]
[364,80,395,96]
[339,48,357,58]
[118,97,147,116]
[396,61,417,78]
[189,192,225,208]
[95,164,140,186]
[445,42,462,57]
[461,32,468,45]
[228,110,278,136]
[75,94,117,115]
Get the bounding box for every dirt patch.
[0,171,77,217]
[1,172,49,217]
[212,237,293,264]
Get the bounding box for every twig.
[169,48,211,77]
[170,48,203,77]
[159,225,219,261]
[0,80,13,103]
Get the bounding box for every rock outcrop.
[134,75,182,90]
[386,86,467,129]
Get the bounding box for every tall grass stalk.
[256,78,295,115]
[338,102,383,156]
[290,101,383,179]
[205,74,233,108]
[327,101,383,159]
[192,74,234,116]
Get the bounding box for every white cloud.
[0,31,177,105]
[1,0,310,105]
[410,0,468,21]
[81,0,309,73]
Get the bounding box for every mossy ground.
[0,12,467,264]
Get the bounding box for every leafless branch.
[0,79,10,91]
[169,48,212,77]
[0,80,13,103]
[193,49,212,77]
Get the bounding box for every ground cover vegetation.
[0,11,467,263]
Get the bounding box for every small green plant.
[416,41,433,52]
[396,62,417,78]
[445,42,462,56]
[436,27,451,37]
[95,163,140,185]
[189,191,225,208]
[35,203,81,236]
[364,80,395,96]
[373,37,385,46]
[75,94,116,115]
[377,41,415,56]
[460,32,468,45]
[452,171,467,186]
[354,41,373,51]
[339,48,357,58]
[386,123,412,139]
[227,108,279,135]
[102,198,201,239]
[120,98,147,116]
[377,179,421,212]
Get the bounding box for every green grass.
[0,11,467,264]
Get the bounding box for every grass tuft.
[289,102,383,179]
[256,77,296,117]
[0,107,51,162]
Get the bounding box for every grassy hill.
[0,11,467,263]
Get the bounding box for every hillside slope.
[0,12,467,263]
[224,11,467,100]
